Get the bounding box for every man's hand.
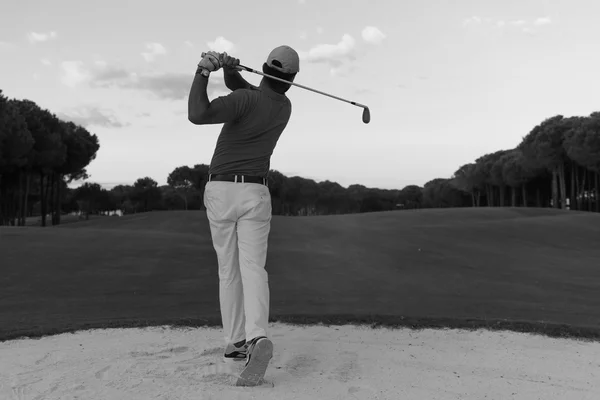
[198,51,222,72]
[221,52,241,72]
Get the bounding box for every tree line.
[451,113,600,211]
[0,90,99,226]
[1,90,598,226]
[36,166,412,219]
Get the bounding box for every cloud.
[299,34,356,66]
[207,36,235,53]
[0,41,16,51]
[361,26,386,45]
[465,16,552,33]
[463,16,482,25]
[534,17,552,26]
[60,61,91,87]
[56,59,209,99]
[298,26,383,75]
[184,40,194,47]
[354,87,374,95]
[93,65,132,82]
[27,31,57,43]
[522,27,535,35]
[137,73,226,100]
[87,63,227,100]
[57,106,127,128]
[123,73,200,100]
[298,0,306,4]
[331,62,358,77]
[299,31,308,40]
[316,27,324,34]
[41,58,51,66]
[141,42,167,62]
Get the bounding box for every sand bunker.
[1,323,599,399]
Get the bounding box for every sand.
[1,323,599,400]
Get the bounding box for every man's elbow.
[188,111,206,125]
[188,113,201,125]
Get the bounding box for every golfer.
[188,46,300,386]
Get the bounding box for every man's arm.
[223,68,255,91]
[220,53,256,91]
[188,69,251,125]
[188,68,211,124]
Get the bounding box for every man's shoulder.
[223,88,257,106]
[228,87,290,115]
[230,87,260,101]
[237,87,291,106]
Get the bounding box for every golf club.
[201,53,371,124]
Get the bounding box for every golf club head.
[362,107,371,124]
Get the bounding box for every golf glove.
[198,51,222,72]
[221,52,242,71]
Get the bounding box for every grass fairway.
[1,207,600,342]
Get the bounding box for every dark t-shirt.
[206,82,292,178]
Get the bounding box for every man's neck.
[259,79,288,98]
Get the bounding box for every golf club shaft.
[199,53,367,110]
[239,65,368,110]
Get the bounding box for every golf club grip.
[200,52,247,71]
[199,53,368,109]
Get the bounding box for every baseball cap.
[266,45,300,74]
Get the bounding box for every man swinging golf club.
[188,45,300,386]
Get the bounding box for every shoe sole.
[222,355,246,363]
[235,339,273,387]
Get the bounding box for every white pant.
[203,181,272,345]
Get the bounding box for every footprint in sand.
[11,385,27,400]
[347,385,377,399]
[199,347,223,357]
[196,362,239,385]
[330,351,360,383]
[281,353,321,377]
[161,346,189,355]
[34,352,52,366]
[95,366,111,380]
[129,346,189,358]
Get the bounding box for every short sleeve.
[203,89,253,124]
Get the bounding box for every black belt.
[208,174,268,186]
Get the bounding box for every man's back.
[208,83,292,177]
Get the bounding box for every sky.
[1,0,600,190]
